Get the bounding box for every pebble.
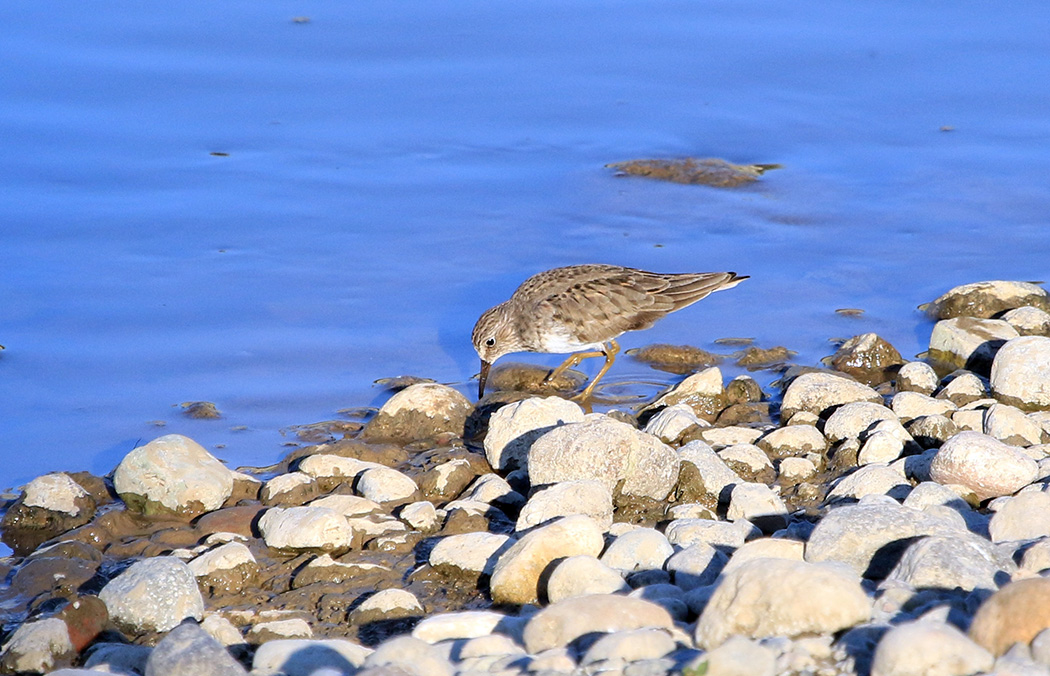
[361,382,471,443]
[725,482,788,531]
[428,531,513,576]
[0,617,74,674]
[599,527,674,574]
[928,317,1019,371]
[260,472,319,506]
[989,491,1050,543]
[489,515,604,605]
[299,454,383,483]
[823,402,899,443]
[251,638,372,676]
[677,440,743,505]
[929,431,1038,500]
[780,371,882,419]
[579,628,676,665]
[886,534,1013,592]
[665,542,728,590]
[112,434,234,518]
[411,611,516,644]
[757,424,827,460]
[363,635,454,676]
[349,589,424,624]
[985,402,1046,446]
[1002,306,1050,336]
[545,555,629,602]
[257,506,354,553]
[143,620,247,676]
[199,615,243,648]
[21,473,93,517]
[891,391,958,422]
[247,618,313,642]
[969,577,1050,656]
[992,336,1050,411]
[521,595,675,654]
[644,403,707,443]
[896,361,939,395]
[689,635,776,676]
[664,517,759,550]
[696,425,763,449]
[515,479,612,531]
[527,415,680,500]
[484,397,585,471]
[695,558,871,649]
[825,464,910,503]
[418,458,476,501]
[398,501,438,531]
[906,414,959,448]
[870,620,993,676]
[356,467,420,505]
[98,557,204,634]
[187,541,258,595]
[857,431,905,464]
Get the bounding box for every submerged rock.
[625,343,724,374]
[825,333,904,385]
[920,280,1050,320]
[928,317,1018,373]
[606,157,780,187]
[361,383,471,443]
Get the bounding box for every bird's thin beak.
[478,360,491,399]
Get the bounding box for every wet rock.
[195,504,266,539]
[896,361,939,395]
[780,372,882,419]
[735,345,795,368]
[607,157,778,187]
[970,578,1050,656]
[891,391,958,423]
[695,558,871,649]
[411,611,515,643]
[522,594,675,653]
[357,467,420,507]
[646,366,727,422]
[886,534,1013,592]
[823,402,899,443]
[757,425,827,460]
[985,402,1046,446]
[187,542,258,595]
[251,638,372,676]
[677,440,744,509]
[726,483,788,532]
[180,401,221,419]
[247,619,313,643]
[489,515,604,605]
[920,280,1050,320]
[626,343,723,374]
[528,415,679,501]
[417,459,477,501]
[113,434,234,519]
[666,542,728,590]
[599,527,674,575]
[989,491,1050,542]
[806,500,965,578]
[692,425,763,449]
[870,620,993,676]
[398,501,438,532]
[718,444,775,483]
[258,506,354,553]
[928,317,1019,372]
[0,617,74,674]
[144,619,247,676]
[428,532,513,577]
[361,383,471,444]
[929,431,1038,500]
[689,635,776,676]
[362,635,453,676]
[546,555,629,602]
[644,403,707,444]
[260,472,320,507]
[1002,306,1050,336]
[483,397,585,472]
[291,554,392,588]
[98,556,204,634]
[1,473,97,555]
[991,336,1050,411]
[664,517,759,550]
[906,415,959,448]
[936,371,989,407]
[349,589,424,625]
[826,333,904,385]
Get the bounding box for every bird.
[472,264,748,399]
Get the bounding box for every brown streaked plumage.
[472,264,748,399]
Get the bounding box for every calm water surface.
[2,0,1049,489]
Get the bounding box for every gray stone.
[992,338,1050,411]
[515,480,612,531]
[83,644,153,674]
[929,431,1038,500]
[144,620,247,676]
[780,372,882,419]
[99,557,204,634]
[666,542,728,590]
[251,638,372,676]
[886,534,1014,592]
[484,396,586,471]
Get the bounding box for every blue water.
[2,0,1049,489]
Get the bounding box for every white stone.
[826,464,910,502]
[896,361,939,395]
[363,635,453,676]
[757,425,827,459]
[260,472,315,501]
[989,491,1050,542]
[308,494,382,517]
[929,317,1019,368]
[991,336,1050,411]
[870,620,993,676]
[780,372,882,418]
[892,392,958,423]
[666,543,728,590]
[697,426,763,449]
[460,473,522,506]
[258,506,354,552]
[985,403,1046,446]
[930,431,1038,500]
[113,434,233,516]
[247,618,313,641]
[678,440,743,496]
[936,372,988,405]
[411,611,514,643]
[721,538,805,574]
[823,402,899,443]
[356,467,418,504]
[200,615,244,647]
[887,534,1013,592]
[0,618,73,674]
[726,483,788,527]
[718,444,774,475]
[515,480,613,531]
[251,639,371,676]
[858,431,906,465]
[664,518,759,550]
[355,589,422,615]
[778,457,817,482]
[399,501,438,531]
[428,532,513,576]
[98,557,204,633]
[298,454,384,480]
[599,527,674,574]
[1003,306,1050,336]
[187,541,256,576]
[644,403,707,443]
[484,397,586,471]
[522,595,675,654]
[546,555,629,602]
[22,473,90,516]
[580,628,676,665]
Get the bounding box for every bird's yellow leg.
[544,348,606,384]
[575,340,621,400]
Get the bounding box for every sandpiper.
[472,264,748,399]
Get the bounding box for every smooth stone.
[970,578,1050,656]
[515,480,612,531]
[901,481,972,511]
[985,403,1047,446]
[989,491,1050,542]
[952,409,986,433]
[460,473,523,507]
[545,555,629,602]
[258,506,354,553]
[694,558,871,649]
[644,403,707,443]
[717,444,775,482]
[399,501,438,531]
[22,473,92,516]
[361,382,471,443]
[187,542,258,594]
[665,542,728,590]
[823,402,899,443]
[357,467,419,505]
[199,615,243,648]
[777,457,817,482]
[350,589,423,623]
[906,414,959,448]
[522,595,674,654]
[113,434,233,518]
[929,431,1038,500]
[626,584,689,621]
[896,361,939,395]
[599,527,674,574]
[299,454,384,482]
[489,515,604,605]
[677,440,743,506]
[418,458,476,501]
[1003,306,1050,336]
[484,397,586,471]
[891,392,958,423]
[928,317,1019,370]
[696,426,763,449]
[870,620,993,676]
[780,372,882,419]
[922,280,1050,320]
[260,472,319,506]
[98,557,204,634]
[144,620,247,676]
[528,415,680,500]
[805,500,965,578]
[428,532,513,576]
[857,432,905,465]
[936,372,989,406]
[725,483,788,531]
[247,619,313,642]
[664,518,759,550]
[411,611,516,644]
[363,635,454,676]
[689,634,776,676]
[648,366,726,420]
[825,464,910,503]
[886,534,1014,592]
[251,638,372,676]
[308,494,383,518]
[580,628,676,665]
[721,537,805,574]
[0,618,74,674]
[83,644,152,674]
[756,425,827,460]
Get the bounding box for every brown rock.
[970,577,1050,656]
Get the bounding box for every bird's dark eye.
[485,337,496,347]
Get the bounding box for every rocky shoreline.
[2,279,1050,676]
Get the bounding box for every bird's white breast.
[535,324,607,354]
